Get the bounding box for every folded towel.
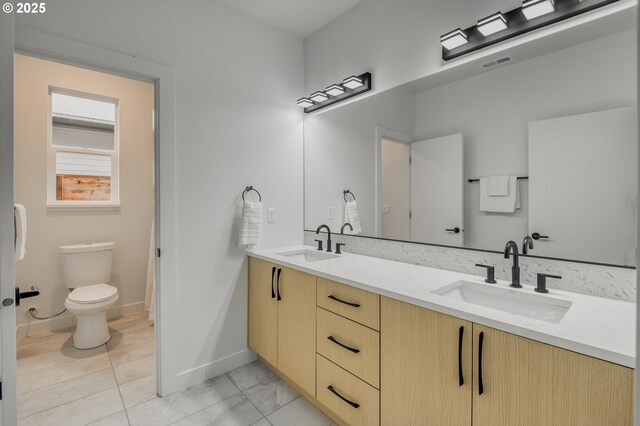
[14,204,27,261]
[238,201,262,251]
[344,201,362,234]
[487,175,509,196]
[479,176,519,213]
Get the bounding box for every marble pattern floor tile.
[266,397,332,426]
[226,360,276,391]
[87,410,131,426]
[119,374,157,408]
[242,374,299,416]
[172,393,263,426]
[113,354,156,385]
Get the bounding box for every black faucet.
[522,235,534,255]
[316,224,332,253]
[340,223,353,234]
[503,241,521,288]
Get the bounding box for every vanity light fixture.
[442,0,619,61]
[522,0,555,20]
[343,75,364,89]
[325,84,345,97]
[310,91,329,103]
[440,28,468,50]
[297,72,372,113]
[477,12,508,36]
[297,97,314,108]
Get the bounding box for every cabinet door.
[248,257,278,366]
[381,297,472,426]
[473,325,633,426]
[277,266,316,395]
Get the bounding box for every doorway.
[13,54,157,423]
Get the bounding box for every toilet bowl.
[60,242,119,349]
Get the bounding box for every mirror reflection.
[304,29,637,266]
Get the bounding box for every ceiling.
[216,0,362,38]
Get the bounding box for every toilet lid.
[68,284,118,304]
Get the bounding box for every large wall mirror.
[304,27,637,267]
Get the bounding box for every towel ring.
[343,190,356,202]
[242,186,262,202]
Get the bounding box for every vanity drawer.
[317,278,380,330]
[317,355,379,426]
[317,308,380,388]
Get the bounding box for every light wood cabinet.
[248,257,278,366]
[248,258,316,395]
[472,324,634,426]
[381,296,472,426]
[317,277,380,330]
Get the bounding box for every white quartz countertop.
[249,245,636,368]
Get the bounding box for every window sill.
[47,204,121,213]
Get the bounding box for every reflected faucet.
[504,241,521,288]
[316,224,332,253]
[341,223,353,235]
[522,235,534,255]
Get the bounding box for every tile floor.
[16,311,337,426]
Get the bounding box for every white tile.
[87,410,130,426]
[173,393,262,426]
[18,367,117,419]
[119,374,157,408]
[108,327,154,366]
[18,388,124,426]
[113,354,156,385]
[17,344,105,376]
[18,350,111,394]
[17,332,75,359]
[267,397,332,426]
[226,360,275,391]
[243,375,299,416]
[250,419,271,426]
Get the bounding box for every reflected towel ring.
[343,190,356,202]
[242,186,262,202]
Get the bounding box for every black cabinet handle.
[458,326,464,387]
[276,268,282,301]
[445,227,461,234]
[327,385,360,409]
[478,331,484,396]
[328,295,360,308]
[270,267,276,299]
[327,336,360,354]
[532,232,548,240]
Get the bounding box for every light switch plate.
[267,208,276,223]
[327,207,334,220]
[382,205,391,214]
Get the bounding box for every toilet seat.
[68,283,118,304]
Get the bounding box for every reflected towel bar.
[467,177,528,183]
[343,190,356,202]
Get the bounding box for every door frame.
[374,126,414,237]
[9,27,179,402]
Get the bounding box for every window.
[48,90,119,206]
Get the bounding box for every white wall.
[14,54,154,329]
[304,87,414,235]
[16,0,304,388]
[414,29,637,251]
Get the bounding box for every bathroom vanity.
[247,247,634,426]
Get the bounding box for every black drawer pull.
[458,325,464,387]
[328,295,360,308]
[327,336,360,353]
[327,385,360,409]
[270,267,276,299]
[478,331,484,396]
[276,268,282,301]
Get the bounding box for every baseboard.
[176,349,257,391]
[16,301,146,339]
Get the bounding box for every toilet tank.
[60,242,115,288]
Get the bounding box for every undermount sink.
[433,280,572,324]
[276,248,339,262]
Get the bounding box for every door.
[528,107,637,265]
[410,133,464,245]
[277,266,316,395]
[248,258,278,366]
[473,325,633,426]
[381,297,472,425]
[380,139,410,240]
[0,11,17,425]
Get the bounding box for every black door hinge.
[156,248,161,258]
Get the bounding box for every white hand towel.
[479,176,518,213]
[239,201,262,251]
[344,200,362,234]
[14,204,27,261]
[487,175,509,196]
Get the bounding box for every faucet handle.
[475,264,496,284]
[535,273,561,293]
[314,239,323,251]
[335,243,345,255]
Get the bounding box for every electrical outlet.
[327,207,334,220]
[26,306,38,315]
[382,205,391,214]
[267,208,276,223]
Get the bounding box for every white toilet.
[60,242,119,349]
